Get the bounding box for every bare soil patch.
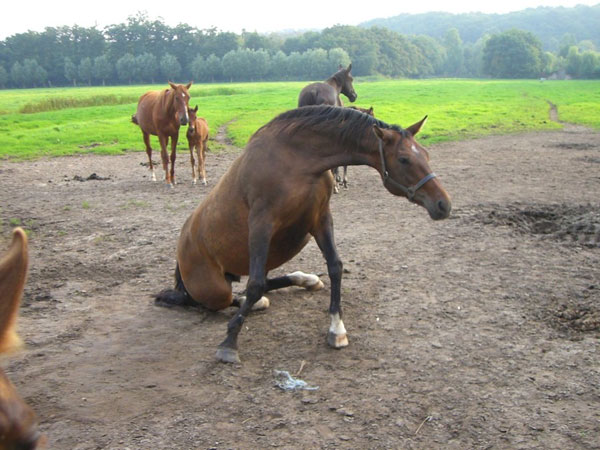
[1,125,599,449]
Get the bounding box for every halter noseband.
[377,137,437,201]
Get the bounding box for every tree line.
[1,12,599,89]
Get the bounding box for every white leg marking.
[238,295,270,311]
[151,168,157,181]
[287,271,324,291]
[328,313,349,348]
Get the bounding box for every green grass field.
[0,79,598,160]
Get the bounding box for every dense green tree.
[269,51,289,80]
[0,65,8,87]
[581,51,600,78]
[10,61,24,87]
[483,29,543,78]
[327,48,351,70]
[443,28,464,76]
[190,55,208,82]
[411,35,446,76]
[136,53,158,83]
[159,53,182,81]
[64,57,77,86]
[22,58,47,87]
[93,54,113,85]
[78,57,93,85]
[116,53,137,84]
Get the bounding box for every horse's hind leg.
[342,166,348,189]
[266,271,324,292]
[143,132,156,181]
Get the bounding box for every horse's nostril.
[438,200,451,214]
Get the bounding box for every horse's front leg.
[313,210,347,348]
[170,134,178,186]
[158,134,171,186]
[342,166,348,189]
[216,220,273,364]
[189,143,197,185]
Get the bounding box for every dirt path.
[0,124,598,449]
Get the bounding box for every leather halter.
[377,137,437,201]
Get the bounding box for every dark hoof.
[327,331,349,349]
[215,346,241,364]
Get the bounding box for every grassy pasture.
[0,79,598,160]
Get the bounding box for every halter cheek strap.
[377,137,437,201]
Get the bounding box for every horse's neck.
[296,131,375,172]
[159,89,176,118]
[325,77,342,94]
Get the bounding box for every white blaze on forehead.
[411,144,420,155]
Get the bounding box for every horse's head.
[187,106,199,135]
[373,117,451,220]
[336,64,357,103]
[168,81,192,126]
[0,228,44,449]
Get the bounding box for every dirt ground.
[0,120,599,449]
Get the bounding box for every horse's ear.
[186,81,193,90]
[368,106,374,115]
[194,105,198,112]
[406,116,428,136]
[373,125,391,142]
[338,64,343,70]
[0,228,28,354]
[347,63,352,72]
[168,81,176,90]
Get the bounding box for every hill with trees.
[360,4,600,51]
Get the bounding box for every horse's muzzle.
[427,197,452,221]
[180,117,189,126]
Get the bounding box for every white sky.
[1,0,598,39]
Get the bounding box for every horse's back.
[298,82,337,107]
[134,90,163,135]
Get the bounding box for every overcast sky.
[1,0,598,39]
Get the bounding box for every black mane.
[259,105,405,149]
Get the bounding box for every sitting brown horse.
[298,64,357,107]
[155,105,451,364]
[132,82,192,187]
[186,106,210,186]
[0,228,44,448]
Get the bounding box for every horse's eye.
[398,157,410,165]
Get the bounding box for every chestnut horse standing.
[0,228,44,448]
[186,106,210,186]
[298,64,357,107]
[132,82,192,186]
[155,105,451,364]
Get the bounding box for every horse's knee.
[328,259,343,281]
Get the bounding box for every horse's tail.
[154,263,196,307]
[131,114,139,125]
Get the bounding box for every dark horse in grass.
[298,64,357,107]
[132,82,192,187]
[155,105,451,363]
